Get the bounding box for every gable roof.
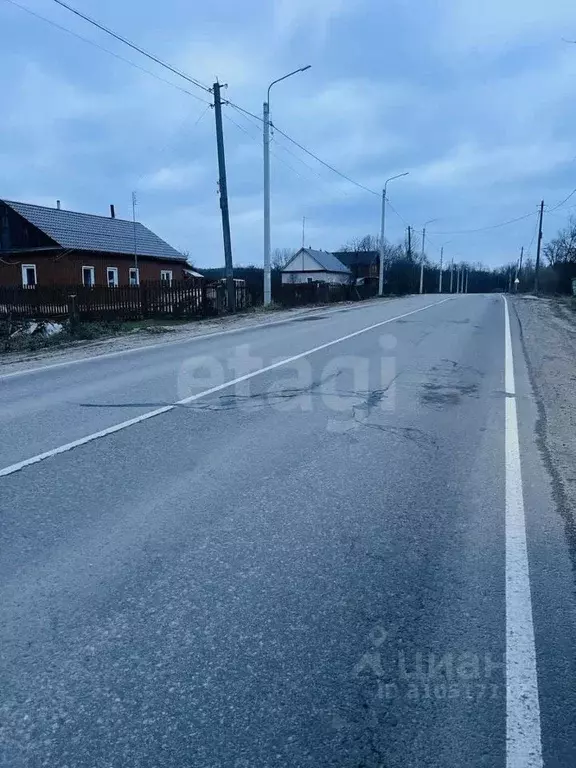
[333,250,379,268]
[2,199,186,262]
[284,248,351,273]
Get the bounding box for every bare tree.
[544,217,576,266]
[271,247,295,270]
[339,235,379,253]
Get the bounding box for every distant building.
[281,248,352,285]
[0,199,189,287]
[332,250,379,283]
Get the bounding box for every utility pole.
[419,227,426,294]
[302,217,306,248]
[515,245,524,292]
[449,260,454,293]
[263,66,310,306]
[131,191,138,285]
[213,81,235,312]
[456,266,461,293]
[378,189,386,297]
[534,200,544,294]
[438,246,444,293]
[407,226,412,259]
[379,172,408,298]
[465,268,469,293]
[263,97,271,305]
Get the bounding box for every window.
[82,266,95,287]
[106,267,119,287]
[307,277,313,284]
[129,267,140,286]
[21,264,37,288]
[160,269,173,285]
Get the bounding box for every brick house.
[0,199,189,287]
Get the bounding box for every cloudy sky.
[1,0,576,269]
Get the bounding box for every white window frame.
[82,265,95,287]
[129,267,140,286]
[106,266,119,287]
[160,269,173,285]
[21,263,37,288]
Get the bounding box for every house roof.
[333,250,379,268]
[2,199,186,262]
[285,248,351,273]
[183,268,205,279]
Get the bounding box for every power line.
[546,186,576,213]
[223,102,263,125]
[3,0,211,105]
[386,200,410,227]
[228,103,380,198]
[11,0,549,246]
[49,0,212,94]
[20,0,383,203]
[430,211,537,236]
[271,124,380,197]
[227,104,339,185]
[133,103,211,188]
[525,214,540,259]
[222,112,309,181]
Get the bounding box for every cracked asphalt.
[1,293,576,767]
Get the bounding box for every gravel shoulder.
[0,298,389,376]
[512,296,576,557]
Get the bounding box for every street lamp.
[378,172,409,297]
[438,240,452,294]
[419,218,438,294]
[263,65,311,305]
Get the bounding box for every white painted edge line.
[0,298,450,477]
[0,296,406,381]
[503,295,543,768]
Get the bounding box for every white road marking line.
[0,296,401,381]
[503,296,543,768]
[0,298,450,478]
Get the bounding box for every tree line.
[200,216,576,299]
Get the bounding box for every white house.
[281,248,352,285]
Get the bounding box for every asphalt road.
[1,294,575,767]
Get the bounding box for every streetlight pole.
[419,219,437,294]
[438,246,444,293]
[263,65,311,305]
[379,172,409,297]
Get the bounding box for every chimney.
[56,200,61,210]
[110,204,115,219]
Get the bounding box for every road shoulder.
[0,297,391,377]
[511,296,576,549]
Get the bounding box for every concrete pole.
[263,100,271,305]
[438,246,444,293]
[213,82,235,311]
[419,227,425,294]
[378,188,386,297]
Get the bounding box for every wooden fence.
[276,281,378,306]
[0,281,248,321]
